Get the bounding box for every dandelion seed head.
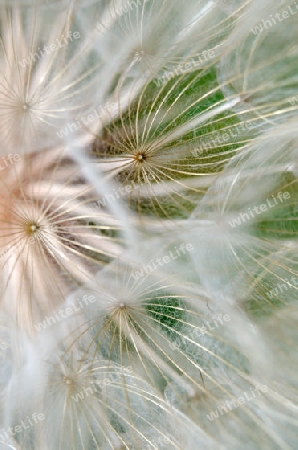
[0,0,297,448]
[135,152,146,162]
[27,223,39,234]
[0,149,124,333]
[119,301,127,309]
[133,49,146,62]
[63,375,72,385]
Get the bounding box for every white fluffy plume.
[0,1,297,449]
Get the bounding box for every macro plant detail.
[0,0,297,449]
